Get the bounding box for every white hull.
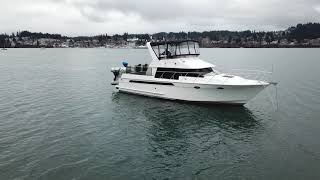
[117,77,267,105]
[111,41,273,105]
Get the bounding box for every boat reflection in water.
[111,92,264,179]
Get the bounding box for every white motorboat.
[111,40,272,105]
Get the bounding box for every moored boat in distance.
[111,40,272,105]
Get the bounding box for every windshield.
[151,41,200,60]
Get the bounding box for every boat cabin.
[150,40,200,60]
[114,40,217,80]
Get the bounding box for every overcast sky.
[0,0,319,36]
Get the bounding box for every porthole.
[194,86,200,89]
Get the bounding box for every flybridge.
[150,40,200,60]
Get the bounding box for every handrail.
[123,68,272,83]
[155,71,209,75]
[159,72,165,79]
[226,68,273,83]
[153,70,210,80]
[169,72,176,79]
[230,69,272,74]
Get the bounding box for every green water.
[0,48,320,179]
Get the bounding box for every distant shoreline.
[1,23,320,48]
[2,46,320,49]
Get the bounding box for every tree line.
[1,23,320,48]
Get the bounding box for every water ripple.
[1,49,320,179]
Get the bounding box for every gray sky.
[1,0,320,36]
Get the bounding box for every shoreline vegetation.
[1,23,320,48]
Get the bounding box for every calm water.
[0,48,320,180]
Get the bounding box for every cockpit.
[150,40,200,60]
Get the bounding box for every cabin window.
[159,45,166,57]
[150,40,200,60]
[155,68,213,80]
[152,46,160,57]
[195,43,200,54]
[188,41,196,54]
[179,42,189,55]
[164,44,176,58]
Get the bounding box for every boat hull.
[116,79,267,105]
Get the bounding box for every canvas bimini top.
[150,40,200,60]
